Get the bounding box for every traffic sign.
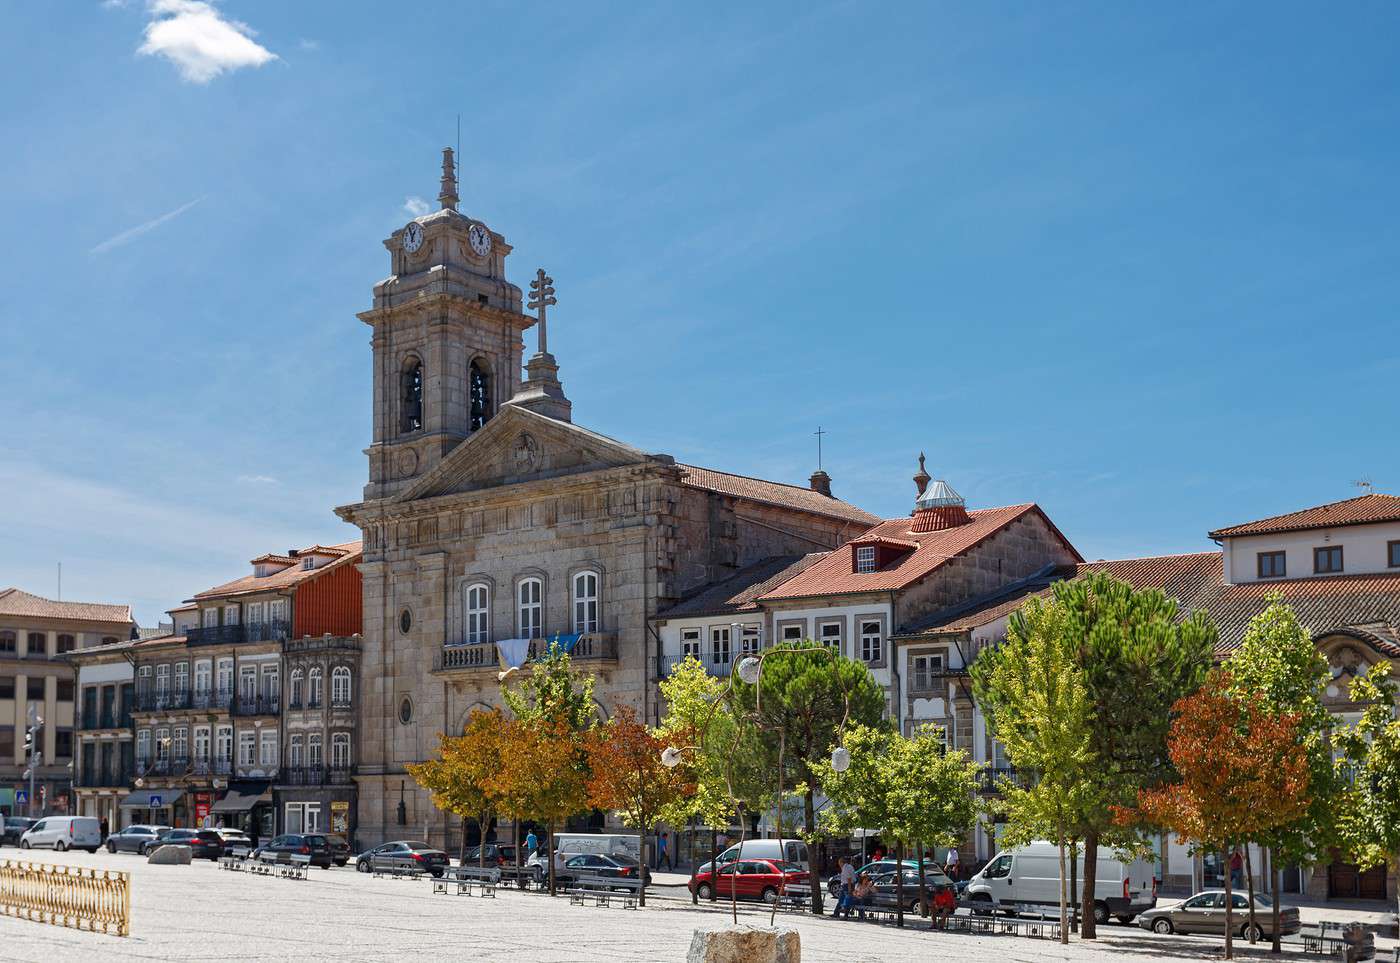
[149,794,162,808]
[15,790,28,805]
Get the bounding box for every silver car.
[1138,890,1300,940]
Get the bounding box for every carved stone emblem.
[512,432,541,473]
[397,448,418,478]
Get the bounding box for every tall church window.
[401,358,423,433]
[573,571,599,634]
[469,360,491,431]
[518,577,543,639]
[464,583,490,644]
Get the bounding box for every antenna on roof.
[1354,477,1374,494]
[814,426,826,471]
[456,113,461,196]
[57,562,61,601]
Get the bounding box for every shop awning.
[119,789,184,809]
[211,780,271,813]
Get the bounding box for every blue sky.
[3,2,1398,624]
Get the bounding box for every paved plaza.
[0,851,1394,962]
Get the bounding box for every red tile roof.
[759,504,1080,601]
[0,588,133,625]
[657,554,830,619]
[678,465,880,527]
[191,541,362,602]
[1210,493,1400,539]
[901,550,1400,658]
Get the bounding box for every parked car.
[464,843,517,866]
[254,833,336,869]
[689,859,809,903]
[965,841,1156,924]
[865,870,956,914]
[19,816,102,852]
[1138,891,1300,940]
[106,824,170,854]
[695,837,809,875]
[1,817,36,846]
[354,840,449,877]
[147,828,224,859]
[324,834,351,867]
[825,859,951,897]
[213,828,253,850]
[556,852,651,886]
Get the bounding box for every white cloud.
[403,195,430,217]
[90,195,206,254]
[298,38,318,51]
[138,0,277,84]
[236,474,279,485]
[101,0,131,9]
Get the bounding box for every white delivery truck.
[965,841,1157,924]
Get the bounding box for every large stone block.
[687,925,799,963]
[147,844,192,865]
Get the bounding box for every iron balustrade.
[185,621,290,647]
[977,767,1036,794]
[283,766,355,787]
[234,695,280,716]
[659,654,729,679]
[435,632,619,672]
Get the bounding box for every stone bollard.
[688,925,800,963]
[147,844,192,865]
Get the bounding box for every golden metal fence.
[0,859,130,937]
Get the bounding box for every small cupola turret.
[910,464,971,533]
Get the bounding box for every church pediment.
[396,406,670,503]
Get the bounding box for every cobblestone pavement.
[0,850,1392,962]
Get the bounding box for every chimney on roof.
[809,469,833,498]
[913,452,931,497]
[288,549,300,558]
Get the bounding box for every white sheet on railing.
[495,638,531,668]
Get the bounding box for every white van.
[20,816,102,853]
[965,841,1157,924]
[697,838,810,875]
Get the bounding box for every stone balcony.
[433,632,619,675]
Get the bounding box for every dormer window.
[855,546,877,573]
[302,556,315,571]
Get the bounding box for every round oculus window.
[399,609,412,634]
[399,697,413,726]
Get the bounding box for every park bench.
[218,846,250,872]
[373,862,426,880]
[771,891,808,913]
[497,865,541,890]
[279,853,311,880]
[567,874,642,910]
[1300,922,1346,956]
[250,851,280,876]
[432,865,499,897]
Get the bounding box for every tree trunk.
[547,819,556,898]
[1058,836,1070,945]
[916,844,928,926]
[708,828,717,903]
[1080,827,1099,939]
[805,787,823,915]
[460,814,468,865]
[1070,840,1078,927]
[1223,848,1234,960]
[477,812,486,869]
[639,820,649,908]
[770,731,786,928]
[731,803,746,925]
[895,840,906,928]
[1271,856,1282,955]
[1244,845,1257,944]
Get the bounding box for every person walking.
[1229,849,1243,888]
[525,828,539,858]
[657,832,672,871]
[945,845,960,880]
[833,857,857,917]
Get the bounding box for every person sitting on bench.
[928,885,956,929]
[849,873,876,919]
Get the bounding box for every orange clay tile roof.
[0,588,132,625]
[900,550,1400,658]
[191,541,362,602]
[677,465,880,527]
[1209,493,1400,539]
[657,554,831,619]
[759,504,1080,601]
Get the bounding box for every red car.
[689,858,809,904]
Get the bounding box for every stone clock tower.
[358,148,537,500]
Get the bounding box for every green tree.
[973,592,1099,943]
[1059,571,1216,938]
[491,717,590,896]
[1224,596,1336,951]
[1334,662,1400,927]
[502,642,597,730]
[736,643,886,915]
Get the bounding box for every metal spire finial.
[527,269,556,356]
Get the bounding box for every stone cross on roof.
[527,269,557,356]
[438,147,458,211]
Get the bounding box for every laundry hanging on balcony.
[544,632,581,655]
[495,638,532,669]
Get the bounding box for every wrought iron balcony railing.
[977,766,1036,794]
[233,695,280,717]
[435,632,619,673]
[659,654,731,679]
[185,621,290,647]
[281,766,355,787]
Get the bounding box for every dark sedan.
[324,834,352,867]
[149,828,224,859]
[464,843,517,866]
[106,824,171,854]
[866,870,956,914]
[355,840,450,877]
[1138,891,1300,940]
[1,817,36,846]
[557,853,651,885]
[254,833,335,869]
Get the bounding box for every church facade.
[335,152,878,848]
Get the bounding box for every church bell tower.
[358,149,536,499]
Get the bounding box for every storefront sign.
[331,801,349,834]
[193,793,212,826]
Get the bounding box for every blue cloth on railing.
[546,633,582,654]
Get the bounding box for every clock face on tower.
[402,222,424,254]
[468,223,492,258]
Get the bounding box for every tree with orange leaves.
[407,707,508,867]
[584,705,694,906]
[490,717,590,897]
[1118,671,1309,960]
